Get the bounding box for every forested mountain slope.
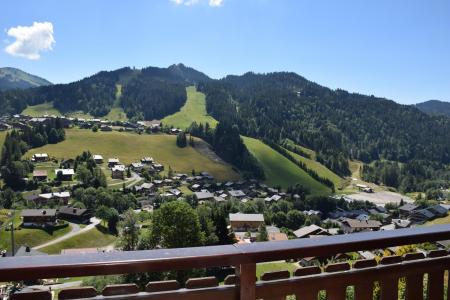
[198,72,450,176]
[0,64,210,119]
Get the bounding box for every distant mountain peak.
[0,67,52,91]
[416,99,450,117]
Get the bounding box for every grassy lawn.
[104,84,128,121]
[256,262,298,279]
[22,102,62,117]
[242,136,330,194]
[24,128,239,182]
[161,86,218,129]
[0,211,72,251]
[286,149,343,189]
[40,225,117,254]
[0,131,7,146]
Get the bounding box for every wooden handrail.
[0,224,449,282]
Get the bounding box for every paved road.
[33,217,101,250]
[108,171,141,188]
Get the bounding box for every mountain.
[416,100,450,117]
[0,67,52,91]
[198,72,450,176]
[0,64,210,118]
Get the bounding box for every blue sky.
[1,0,449,104]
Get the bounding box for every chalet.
[170,128,182,134]
[0,122,11,131]
[32,153,49,162]
[32,170,48,181]
[93,155,104,164]
[392,219,411,229]
[131,162,144,172]
[399,203,419,218]
[408,209,435,224]
[21,209,57,227]
[229,190,246,198]
[38,191,71,205]
[135,182,156,194]
[229,213,264,232]
[153,163,164,171]
[265,195,282,202]
[169,189,182,197]
[54,169,75,181]
[293,224,331,239]
[58,206,91,224]
[108,158,120,168]
[112,164,126,179]
[428,204,448,217]
[340,218,381,233]
[153,180,163,186]
[191,184,201,191]
[194,190,215,201]
[141,157,154,164]
[100,125,112,131]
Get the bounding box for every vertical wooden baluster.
[260,270,290,300]
[326,287,346,300]
[379,256,402,300]
[238,263,256,300]
[428,270,445,300]
[404,252,425,300]
[353,259,377,300]
[294,266,321,300]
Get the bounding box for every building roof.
[194,191,214,200]
[108,158,120,163]
[54,169,75,176]
[61,248,101,255]
[33,153,48,158]
[293,224,328,238]
[21,209,57,217]
[229,213,264,222]
[93,155,103,160]
[399,203,418,212]
[112,164,126,172]
[229,190,246,197]
[58,206,89,216]
[342,218,381,229]
[32,170,48,177]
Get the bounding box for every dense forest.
[0,64,210,118]
[0,120,66,190]
[198,72,450,177]
[189,122,265,179]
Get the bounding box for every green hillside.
[25,129,239,182]
[0,131,7,147]
[286,148,343,188]
[242,136,330,194]
[162,86,218,129]
[104,84,128,121]
[22,102,62,117]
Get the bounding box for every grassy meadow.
[40,225,116,254]
[286,149,343,189]
[161,86,218,129]
[242,136,330,194]
[24,128,239,182]
[0,210,72,251]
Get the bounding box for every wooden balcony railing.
[1,224,450,300]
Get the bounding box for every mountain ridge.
[416,99,450,117]
[0,67,52,91]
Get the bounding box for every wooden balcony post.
[237,263,256,300]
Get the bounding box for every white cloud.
[4,21,55,60]
[170,0,223,7]
[209,0,223,7]
[171,0,200,6]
